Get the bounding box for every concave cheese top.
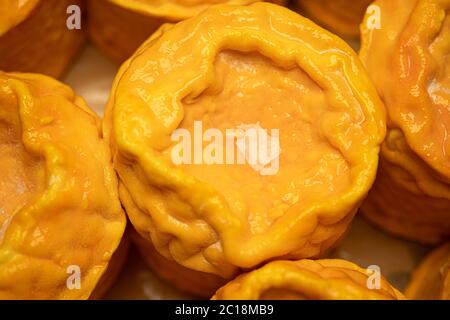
[107,3,385,276]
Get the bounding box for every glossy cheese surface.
[0,72,126,299]
[360,0,450,185]
[360,0,450,243]
[212,259,405,300]
[109,0,283,20]
[105,3,385,278]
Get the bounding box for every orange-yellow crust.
[109,0,285,20]
[0,0,39,36]
[295,0,372,39]
[104,3,385,287]
[0,0,85,78]
[88,0,165,64]
[0,72,126,299]
[212,259,405,300]
[90,229,131,300]
[88,0,285,63]
[360,0,450,243]
[406,242,450,300]
[132,230,227,297]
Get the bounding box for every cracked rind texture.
[104,3,385,291]
[294,0,373,39]
[0,72,126,299]
[406,242,450,300]
[0,0,86,78]
[88,0,285,63]
[212,259,405,300]
[360,0,450,243]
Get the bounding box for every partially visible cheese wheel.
[87,0,285,63]
[294,0,373,39]
[0,0,85,78]
[0,72,126,299]
[406,243,450,300]
[212,259,405,300]
[360,0,450,243]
